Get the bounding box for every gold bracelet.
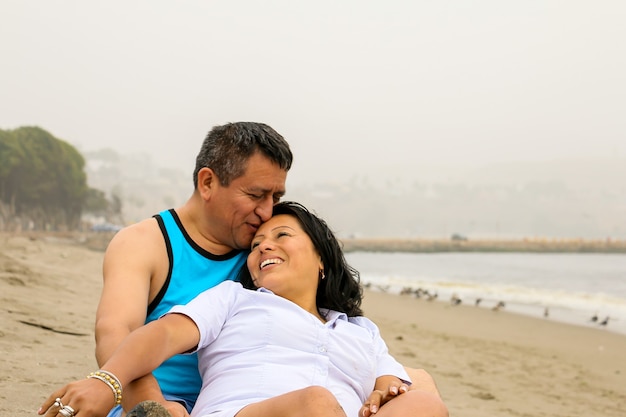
[87,370,123,405]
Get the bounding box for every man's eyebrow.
[247,186,285,194]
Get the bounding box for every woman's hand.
[360,380,410,416]
[38,378,115,417]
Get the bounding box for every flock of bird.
[589,313,611,326]
[365,282,613,328]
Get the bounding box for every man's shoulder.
[105,217,163,253]
[122,216,162,236]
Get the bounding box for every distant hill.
[84,150,626,240]
[84,148,191,224]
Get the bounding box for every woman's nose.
[258,238,274,252]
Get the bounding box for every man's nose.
[256,197,274,222]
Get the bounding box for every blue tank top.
[147,209,247,408]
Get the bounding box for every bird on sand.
[491,301,506,312]
[450,293,462,306]
[426,292,438,301]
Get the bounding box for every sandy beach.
[1,233,624,417]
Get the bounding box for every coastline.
[5,231,626,253]
[1,233,625,417]
[340,237,626,253]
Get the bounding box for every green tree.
[0,126,90,230]
[83,188,110,217]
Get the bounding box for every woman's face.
[247,214,323,307]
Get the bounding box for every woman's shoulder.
[192,280,245,303]
[332,314,384,341]
[347,315,376,326]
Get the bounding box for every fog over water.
[2,1,625,238]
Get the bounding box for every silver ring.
[54,398,64,408]
[59,405,75,417]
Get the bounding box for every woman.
[40,202,447,417]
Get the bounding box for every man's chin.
[235,234,254,251]
[237,225,258,249]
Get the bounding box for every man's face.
[207,152,287,250]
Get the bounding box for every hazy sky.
[2,0,625,185]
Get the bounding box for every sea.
[345,251,626,336]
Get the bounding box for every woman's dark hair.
[238,201,363,317]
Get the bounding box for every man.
[95,122,443,417]
[96,122,292,417]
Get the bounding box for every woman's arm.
[39,313,199,417]
[102,313,199,385]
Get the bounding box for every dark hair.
[239,201,363,317]
[193,122,293,188]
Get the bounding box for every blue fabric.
[106,405,122,417]
[142,209,247,409]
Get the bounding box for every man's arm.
[94,219,178,414]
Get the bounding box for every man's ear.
[197,167,217,200]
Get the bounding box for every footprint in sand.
[1,275,26,286]
[471,391,496,400]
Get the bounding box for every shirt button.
[318,346,327,353]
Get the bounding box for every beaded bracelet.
[87,370,123,405]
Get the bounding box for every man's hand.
[162,400,190,417]
[121,400,190,417]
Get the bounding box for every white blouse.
[167,280,410,417]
